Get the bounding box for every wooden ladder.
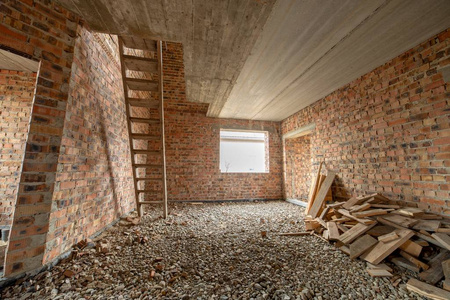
[118,36,168,218]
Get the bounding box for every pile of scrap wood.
[303,167,450,299]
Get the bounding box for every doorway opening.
[283,123,315,202]
[0,48,39,276]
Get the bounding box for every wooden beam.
[432,233,450,251]
[157,40,169,219]
[407,278,450,300]
[349,234,377,259]
[327,222,340,241]
[305,161,323,214]
[361,229,414,265]
[338,222,377,245]
[399,240,423,257]
[308,171,336,218]
[419,250,450,285]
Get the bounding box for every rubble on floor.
[303,166,450,300]
[1,202,428,299]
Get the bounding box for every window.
[220,130,269,173]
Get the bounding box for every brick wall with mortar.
[281,29,450,215]
[0,69,36,270]
[162,42,284,201]
[1,0,79,276]
[284,135,311,201]
[43,28,137,263]
[0,70,36,230]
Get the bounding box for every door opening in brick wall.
[283,125,314,201]
[0,49,39,277]
[220,129,269,173]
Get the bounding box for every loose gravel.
[1,201,425,299]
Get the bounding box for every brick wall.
[0,70,36,230]
[284,135,311,201]
[165,105,283,201]
[1,0,79,276]
[162,43,283,201]
[281,29,450,214]
[43,28,136,263]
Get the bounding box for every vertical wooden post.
[118,38,142,216]
[157,41,168,218]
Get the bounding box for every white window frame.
[219,129,269,173]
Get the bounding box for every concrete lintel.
[283,123,315,140]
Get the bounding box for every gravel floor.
[1,201,425,300]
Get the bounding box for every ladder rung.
[136,177,163,181]
[129,117,159,124]
[127,97,159,108]
[132,149,160,155]
[125,78,158,92]
[134,164,163,168]
[123,55,158,73]
[131,134,160,140]
[121,36,157,52]
[137,190,161,193]
[138,201,163,205]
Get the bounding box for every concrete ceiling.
[0,49,39,72]
[57,0,450,121]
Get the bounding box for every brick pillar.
[1,0,79,277]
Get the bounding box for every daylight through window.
[220,130,268,173]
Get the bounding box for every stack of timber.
[303,168,450,299]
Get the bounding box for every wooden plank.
[319,206,330,221]
[370,204,400,209]
[361,229,414,265]
[305,220,320,231]
[278,232,310,236]
[338,222,377,245]
[305,161,323,214]
[399,240,423,257]
[349,234,377,259]
[381,214,420,228]
[416,240,429,247]
[442,259,450,278]
[413,220,441,232]
[419,250,450,285]
[407,278,450,300]
[444,278,450,292]
[432,233,450,251]
[342,196,360,210]
[378,232,399,243]
[353,209,389,218]
[420,214,443,220]
[391,257,421,272]
[400,250,429,270]
[366,268,392,277]
[366,262,392,272]
[396,207,424,218]
[416,232,445,248]
[337,209,376,225]
[337,224,348,233]
[340,245,350,255]
[367,225,395,237]
[437,228,450,234]
[308,171,336,218]
[315,217,327,229]
[330,217,351,223]
[349,203,371,213]
[327,202,345,208]
[327,222,340,241]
